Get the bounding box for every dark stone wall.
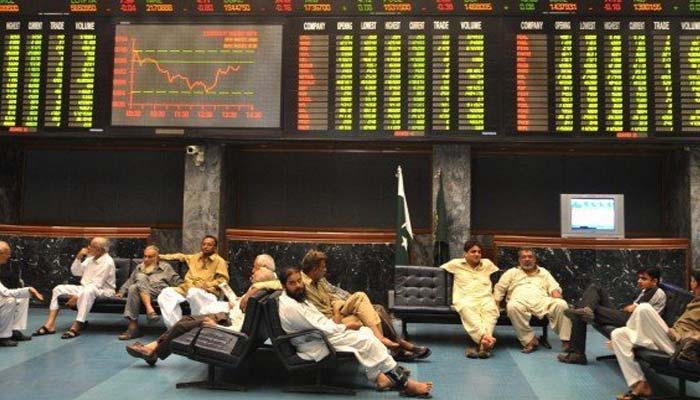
[229,240,394,305]
[0,235,147,297]
[496,246,687,308]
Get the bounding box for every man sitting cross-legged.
[558,267,666,365]
[278,266,433,398]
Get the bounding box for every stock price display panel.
[293,18,501,137]
[0,19,101,133]
[111,24,282,128]
[503,18,693,138]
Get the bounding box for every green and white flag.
[395,166,414,265]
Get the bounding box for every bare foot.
[375,373,393,391]
[403,379,433,397]
[632,380,652,397]
[380,337,400,351]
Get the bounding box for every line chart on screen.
[111,24,282,128]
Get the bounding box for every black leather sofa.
[632,282,700,399]
[389,265,549,344]
[57,258,191,315]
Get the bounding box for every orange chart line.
[129,38,242,94]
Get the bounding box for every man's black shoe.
[12,330,32,341]
[0,338,18,347]
[557,351,588,365]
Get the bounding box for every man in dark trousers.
[557,267,666,365]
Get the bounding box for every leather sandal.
[118,329,143,341]
[61,328,81,339]
[33,325,56,336]
[522,337,539,354]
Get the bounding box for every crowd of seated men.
[0,235,699,399]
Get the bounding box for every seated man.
[157,235,229,328]
[558,267,666,365]
[35,237,116,339]
[440,239,499,358]
[494,248,571,353]
[125,257,279,365]
[301,250,426,355]
[610,270,700,399]
[116,245,184,340]
[201,253,282,315]
[279,266,433,397]
[0,241,44,346]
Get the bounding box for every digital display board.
[292,18,500,136]
[111,24,282,128]
[0,20,102,131]
[9,0,700,140]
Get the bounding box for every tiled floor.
[0,308,697,400]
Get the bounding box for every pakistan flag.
[395,166,414,266]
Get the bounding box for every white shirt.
[0,280,30,299]
[279,291,346,361]
[71,253,116,291]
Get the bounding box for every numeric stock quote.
[4,0,700,140]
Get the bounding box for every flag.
[433,169,450,267]
[395,166,414,266]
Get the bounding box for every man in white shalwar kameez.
[34,237,116,339]
[0,241,44,346]
[278,267,433,397]
[440,239,499,358]
[494,248,572,353]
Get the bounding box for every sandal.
[61,329,81,339]
[118,329,143,341]
[616,391,645,400]
[412,346,431,360]
[399,390,433,398]
[33,325,56,336]
[146,312,160,322]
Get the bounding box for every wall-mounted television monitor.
[560,194,625,239]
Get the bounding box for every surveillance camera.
[186,145,201,155]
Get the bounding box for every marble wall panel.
[433,145,471,260]
[182,144,222,253]
[228,240,394,305]
[496,246,687,308]
[151,228,183,254]
[0,235,147,297]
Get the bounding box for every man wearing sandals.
[116,245,183,340]
[494,248,572,353]
[610,270,700,400]
[440,239,499,359]
[156,235,229,328]
[279,267,434,398]
[35,237,116,339]
[0,241,44,346]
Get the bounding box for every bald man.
[0,241,43,346]
[34,237,116,339]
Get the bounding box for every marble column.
[432,144,471,260]
[690,148,700,269]
[181,144,223,253]
[0,141,21,224]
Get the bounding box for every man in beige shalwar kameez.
[440,239,499,358]
[494,248,571,353]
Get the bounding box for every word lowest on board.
[111,24,282,128]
